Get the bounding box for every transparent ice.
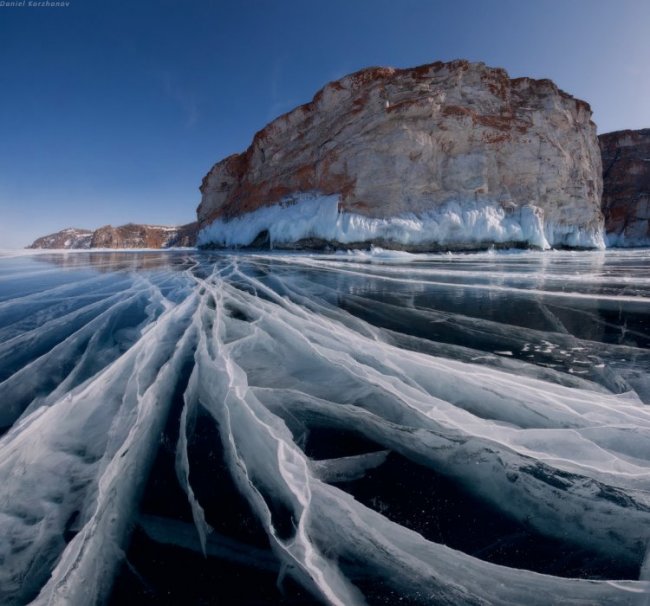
[0,248,649,605]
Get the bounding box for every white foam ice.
[198,194,607,250]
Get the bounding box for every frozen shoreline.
[198,194,608,251]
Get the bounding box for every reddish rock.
[198,60,604,250]
[27,222,198,249]
[599,129,650,246]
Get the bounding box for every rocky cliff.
[27,228,94,249]
[27,222,198,249]
[198,60,604,251]
[599,129,650,247]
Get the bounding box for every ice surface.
[0,248,648,605]
[310,450,390,483]
[197,194,607,250]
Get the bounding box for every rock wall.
[198,60,604,250]
[89,223,198,248]
[27,228,93,249]
[599,129,650,247]
[27,222,198,249]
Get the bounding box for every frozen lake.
[0,248,649,605]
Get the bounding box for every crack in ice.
[0,250,648,605]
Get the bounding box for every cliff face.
[198,60,604,250]
[27,222,198,249]
[599,129,650,247]
[27,228,93,249]
[89,222,198,248]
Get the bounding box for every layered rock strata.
[27,222,198,249]
[599,129,650,247]
[198,60,605,251]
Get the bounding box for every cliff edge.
[599,129,650,247]
[197,60,604,251]
[27,222,198,249]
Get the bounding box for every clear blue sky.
[1,0,649,248]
